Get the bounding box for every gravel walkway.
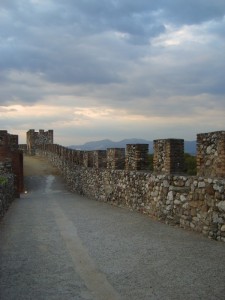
[0,155,225,300]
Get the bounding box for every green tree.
[184,153,197,175]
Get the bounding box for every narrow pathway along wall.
[36,145,225,242]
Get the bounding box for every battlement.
[35,129,225,242]
[0,130,24,196]
[27,129,53,155]
[107,148,125,170]
[125,144,149,171]
[153,139,184,174]
[34,130,225,177]
[0,130,18,151]
[197,131,225,177]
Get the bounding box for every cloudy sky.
[0,0,224,145]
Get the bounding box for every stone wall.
[107,148,125,169]
[27,129,53,155]
[93,150,107,168]
[197,131,225,177]
[37,144,225,242]
[83,151,94,167]
[0,161,15,220]
[19,144,28,154]
[153,139,184,174]
[125,144,149,170]
[0,130,24,195]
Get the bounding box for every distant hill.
[68,138,196,154]
[184,141,197,155]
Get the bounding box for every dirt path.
[23,155,60,176]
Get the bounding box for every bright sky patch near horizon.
[0,0,224,145]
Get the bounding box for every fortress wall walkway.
[0,155,225,300]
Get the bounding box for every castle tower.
[27,129,54,155]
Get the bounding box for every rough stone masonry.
[197,131,225,177]
[35,130,225,242]
[0,130,23,219]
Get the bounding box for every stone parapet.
[93,150,107,168]
[0,173,15,220]
[38,148,225,242]
[0,160,12,174]
[153,139,184,174]
[125,144,149,170]
[107,148,125,169]
[19,144,28,154]
[75,150,84,166]
[0,130,24,195]
[31,129,225,242]
[83,151,93,167]
[197,131,225,177]
[27,129,53,155]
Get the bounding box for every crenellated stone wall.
[0,161,15,220]
[19,144,28,154]
[197,131,225,177]
[36,136,225,242]
[83,151,94,167]
[0,159,13,174]
[0,130,24,195]
[93,150,107,168]
[27,129,53,155]
[125,144,149,170]
[107,148,125,169]
[153,139,184,174]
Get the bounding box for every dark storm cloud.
[164,0,225,24]
[1,0,224,68]
[0,0,225,110]
[2,0,225,40]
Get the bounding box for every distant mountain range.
[69,138,197,154]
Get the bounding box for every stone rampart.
[37,143,225,242]
[83,151,94,167]
[27,129,53,155]
[197,131,225,177]
[0,130,24,195]
[125,144,149,170]
[107,148,125,169]
[93,150,107,168]
[0,161,15,220]
[153,139,184,174]
[19,144,28,154]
